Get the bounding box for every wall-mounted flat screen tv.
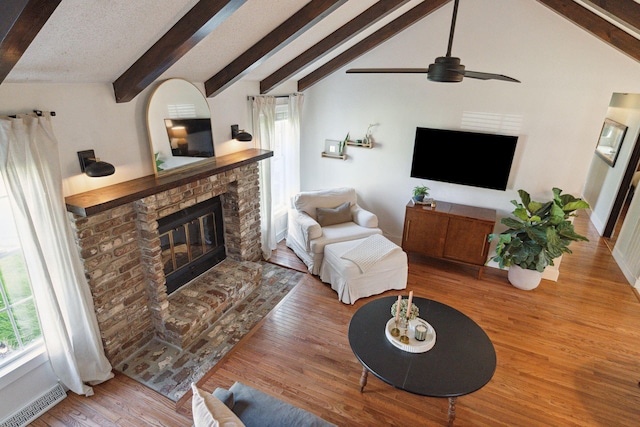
[410,127,518,191]
[164,118,215,158]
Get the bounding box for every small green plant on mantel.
[489,188,590,273]
[155,152,164,171]
[412,185,430,202]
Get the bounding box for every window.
[271,102,291,241]
[0,175,42,369]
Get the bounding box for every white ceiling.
[5,0,639,92]
[6,0,429,87]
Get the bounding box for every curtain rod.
[247,95,296,100]
[7,110,56,118]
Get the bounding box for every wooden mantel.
[65,148,273,217]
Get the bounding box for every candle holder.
[399,322,410,344]
[414,324,428,341]
[390,320,400,337]
[400,327,409,344]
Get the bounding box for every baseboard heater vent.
[0,383,67,427]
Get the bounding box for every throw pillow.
[192,383,245,427]
[213,387,235,409]
[316,202,351,227]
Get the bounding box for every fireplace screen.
[158,197,225,294]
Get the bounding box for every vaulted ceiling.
[1,0,639,103]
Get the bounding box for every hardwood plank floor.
[36,214,640,426]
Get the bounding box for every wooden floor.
[35,214,640,426]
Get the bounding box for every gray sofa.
[212,382,336,427]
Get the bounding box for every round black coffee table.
[348,296,496,426]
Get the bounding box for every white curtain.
[0,113,113,396]
[285,94,303,200]
[252,96,277,259]
[252,94,304,259]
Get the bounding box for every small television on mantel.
[164,118,215,158]
[410,127,518,191]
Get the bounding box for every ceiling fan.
[346,0,520,83]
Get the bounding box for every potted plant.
[488,188,590,290]
[412,185,430,203]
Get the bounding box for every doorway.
[604,133,640,246]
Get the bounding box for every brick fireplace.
[65,149,272,366]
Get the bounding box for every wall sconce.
[77,150,116,177]
[231,124,252,142]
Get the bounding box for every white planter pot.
[508,265,543,290]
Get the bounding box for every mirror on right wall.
[146,78,214,176]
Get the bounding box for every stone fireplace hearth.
[65,149,272,366]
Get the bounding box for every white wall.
[0,80,258,197]
[299,0,640,245]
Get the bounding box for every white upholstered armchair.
[286,187,382,274]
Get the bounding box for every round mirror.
[146,79,214,175]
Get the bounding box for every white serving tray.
[385,317,436,353]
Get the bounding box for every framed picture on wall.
[595,118,628,167]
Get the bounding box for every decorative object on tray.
[385,317,436,353]
[414,324,428,341]
[390,291,418,344]
[412,185,430,203]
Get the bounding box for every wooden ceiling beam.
[537,0,640,63]
[260,0,409,94]
[0,0,61,85]
[297,0,451,93]
[585,0,640,33]
[113,0,247,104]
[205,0,347,97]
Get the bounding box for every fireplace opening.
[158,196,226,294]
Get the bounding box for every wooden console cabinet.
[402,201,496,277]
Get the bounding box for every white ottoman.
[320,236,408,304]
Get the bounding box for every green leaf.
[531,201,552,218]
[526,226,547,245]
[513,206,529,221]
[527,201,544,215]
[549,203,565,225]
[518,190,531,211]
[501,217,526,230]
[563,200,590,212]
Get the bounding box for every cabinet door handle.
[405,220,411,240]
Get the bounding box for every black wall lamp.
[231,124,252,142]
[78,150,115,177]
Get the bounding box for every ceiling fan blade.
[346,68,429,74]
[462,70,520,83]
[346,1,521,84]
